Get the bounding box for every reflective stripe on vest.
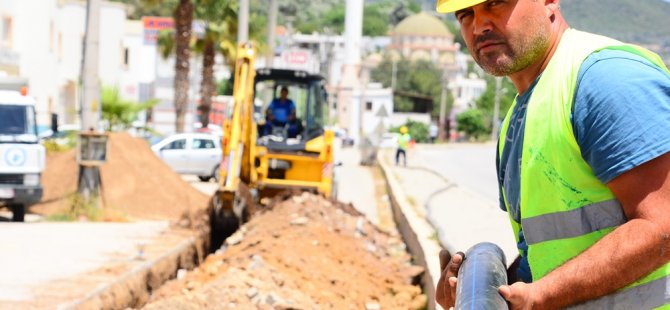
[522,199,625,245]
[569,273,670,310]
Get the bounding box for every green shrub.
[389,120,430,143]
[456,108,489,140]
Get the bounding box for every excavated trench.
[34,132,436,309]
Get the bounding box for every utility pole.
[266,0,278,67]
[238,0,249,43]
[391,58,397,90]
[78,0,103,206]
[491,76,502,141]
[439,85,448,141]
[81,0,100,132]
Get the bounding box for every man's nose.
[473,13,493,35]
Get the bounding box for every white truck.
[0,90,45,221]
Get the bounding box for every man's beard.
[473,23,550,76]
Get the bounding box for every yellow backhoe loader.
[210,43,336,247]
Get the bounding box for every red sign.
[142,17,174,30]
[283,51,309,65]
[142,17,175,45]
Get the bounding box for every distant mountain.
[560,0,670,44]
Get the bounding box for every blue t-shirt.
[496,49,670,283]
[268,98,296,123]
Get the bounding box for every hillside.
[560,0,670,44]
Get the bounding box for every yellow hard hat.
[400,126,408,134]
[436,0,487,13]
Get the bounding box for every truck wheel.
[198,176,212,182]
[10,204,25,222]
[212,164,220,183]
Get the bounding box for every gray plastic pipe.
[455,242,509,310]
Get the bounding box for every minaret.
[344,0,363,72]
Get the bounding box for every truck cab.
[0,90,45,221]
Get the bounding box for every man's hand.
[436,250,465,309]
[499,282,542,310]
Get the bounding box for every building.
[0,0,131,126]
[388,12,458,67]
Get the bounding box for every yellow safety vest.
[498,29,670,309]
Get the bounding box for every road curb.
[56,229,208,310]
[378,153,444,310]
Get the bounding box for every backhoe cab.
[252,69,334,198]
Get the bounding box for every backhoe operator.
[262,86,301,138]
[434,0,670,309]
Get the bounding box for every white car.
[151,133,222,182]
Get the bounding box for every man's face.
[280,89,288,100]
[455,0,551,76]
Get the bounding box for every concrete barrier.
[378,153,444,310]
[56,231,207,310]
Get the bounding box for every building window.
[366,101,373,111]
[1,16,12,48]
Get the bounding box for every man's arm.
[500,151,670,309]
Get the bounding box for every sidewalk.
[333,145,379,225]
[380,148,518,264]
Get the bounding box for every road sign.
[374,120,386,135]
[375,105,389,118]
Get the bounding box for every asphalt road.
[413,143,500,203]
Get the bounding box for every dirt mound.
[143,192,427,309]
[32,132,210,221]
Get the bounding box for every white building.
[0,0,129,126]
[449,52,486,117]
[338,83,394,141]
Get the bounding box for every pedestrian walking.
[434,0,670,309]
[429,122,438,144]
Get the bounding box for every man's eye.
[456,12,473,23]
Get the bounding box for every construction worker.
[262,86,302,138]
[395,126,411,167]
[435,0,670,309]
[267,86,296,126]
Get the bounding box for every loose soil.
[32,132,210,221]
[143,192,427,310]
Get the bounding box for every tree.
[390,119,430,143]
[456,108,488,140]
[145,0,193,133]
[193,0,237,128]
[475,75,516,128]
[371,55,450,118]
[101,87,158,131]
[172,0,194,133]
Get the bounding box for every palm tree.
[193,0,237,128]
[142,0,193,133]
[173,0,194,133]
